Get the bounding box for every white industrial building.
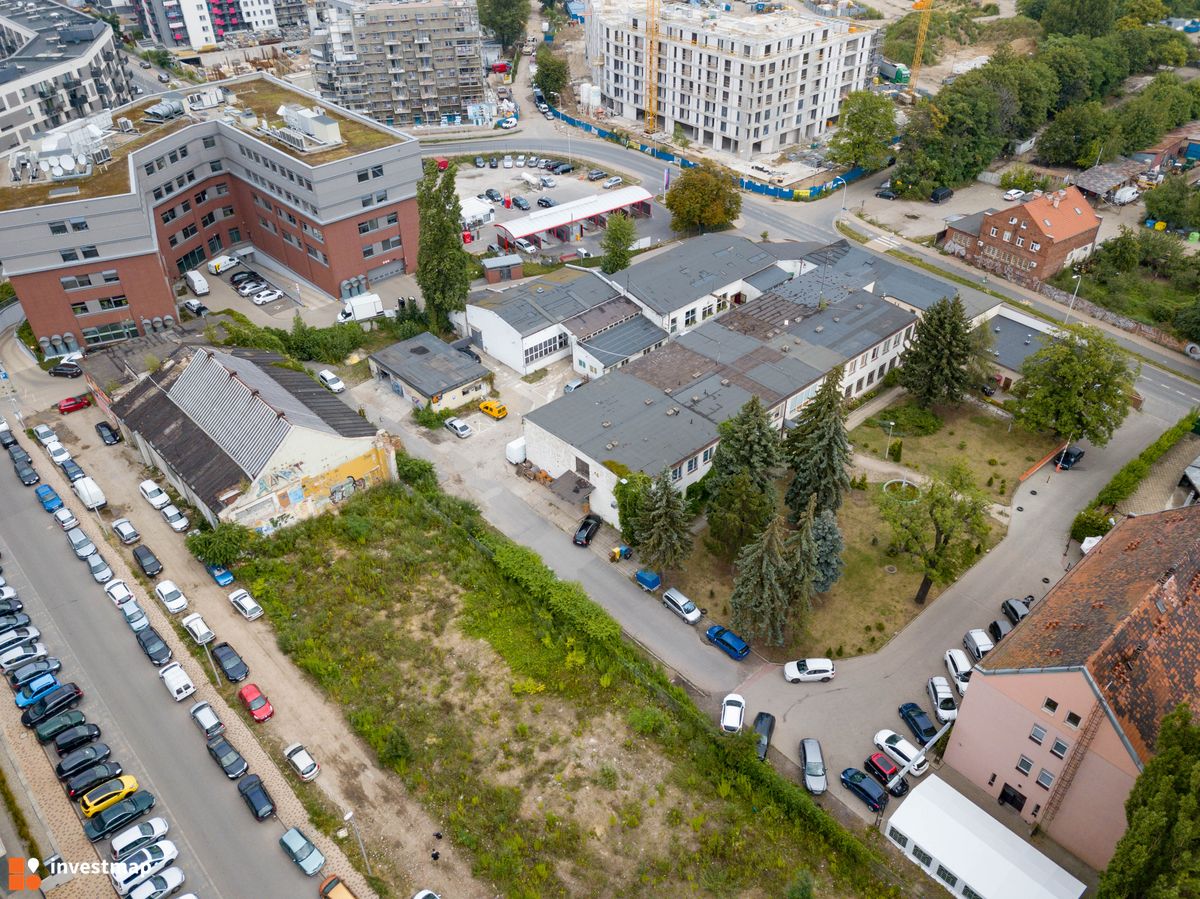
[583,0,881,158]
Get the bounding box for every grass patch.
[521,368,549,384]
[835,220,870,244]
[0,757,43,873]
[850,401,1058,502]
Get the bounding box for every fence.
[547,106,868,201]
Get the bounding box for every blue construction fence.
[546,106,867,200]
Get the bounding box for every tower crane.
[908,0,934,100]
[644,0,661,133]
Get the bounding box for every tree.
[415,161,471,332]
[479,0,529,50]
[533,45,569,101]
[1099,704,1200,898]
[705,473,774,562]
[1144,174,1193,228]
[880,463,991,605]
[186,522,255,568]
[1040,0,1116,36]
[1036,102,1122,168]
[783,364,851,520]
[664,161,742,233]
[613,472,651,546]
[1011,322,1139,446]
[730,511,808,646]
[898,296,974,408]
[600,211,636,274]
[638,469,693,576]
[811,509,845,594]
[707,396,782,496]
[1116,0,1169,30]
[826,91,897,171]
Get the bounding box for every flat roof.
[986,307,1053,373]
[0,0,109,85]
[578,316,667,367]
[496,186,653,240]
[370,331,489,397]
[886,776,1085,899]
[470,268,619,338]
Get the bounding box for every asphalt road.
[0,474,307,898]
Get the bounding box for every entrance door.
[998,784,1027,813]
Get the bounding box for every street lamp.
[1063,273,1081,324]
[343,810,372,875]
[832,175,848,212]
[883,419,895,461]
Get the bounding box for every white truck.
[159,662,195,702]
[336,293,393,324]
[73,476,106,510]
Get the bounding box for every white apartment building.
[136,0,277,51]
[584,0,880,158]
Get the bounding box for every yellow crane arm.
[909,0,933,97]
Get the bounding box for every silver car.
[662,588,702,624]
[112,519,140,545]
[87,553,113,583]
[800,737,827,795]
[444,418,472,439]
[66,527,95,559]
[118,599,149,633]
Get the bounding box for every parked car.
[800,737,827,794]
[752,711,775,761]
[45,441,71,466]
[926,677,958,724]
[587,169,607,181]
[943,648,972,696]
[280,827,326,876]
[66,761,123,801]
[32,424,57,446]
[444,418,472,439]
[89,553,114,583]
[229,589,263,621]
[237,773,275,819]
[83,792,156,842]
[484,188,503,202]
[236,280,267,297]
[53,722,100,756]
[1001,597,1030,626]
[206,564,234,587]
[229,270,259,285]
[22,683,83,727]
[1002,188,1026,201]
[602,176,623,189]
[4,643,49,678]
[182,298,209,317]
[132,546,163,577]
[161,505,189,532]
[80,775,140,818]
[153,581,188,614]
[251,288,284,306]
[57,743,112,779]
[189,701,225,739]
[987,617,1013,643]
[318,370,345,393]
[180,613,214,645]
[110,817,169,862]
[873,729,929,776]
[95,421,123,445]
[782,658,835,683]
[206,735,248,778]
[49,362,83,378]
[864,752,909,797]
[15,673,61,709]
[513,196,531,210]
[8,659,60,690]
[34,485,62,512]
[705,625,750,660]
[473,156,485,168]
[135,628,172,667]
[962,628,994,662]
[898,702,938,744]
[212,642,249,683]
[284,743,320,781]
[112,519,140,545]
[661,587,702,624]
[840,767,888,812]
[54,507,78,530]
[238,683,273,722]
[104,580,134,607]
[874,188,899,200]
[536,196,556,208]
[479,400,507,420]
[67,527,96,559]
[59,459,85,482]
[57,396,91,414]
[118,599,149,633]
[109,838,177,896]
[573,514,603,546]
[1054,446,1085,470]
[127,867,184,899]
[14,462,39,486]
[719,694,745,734]
[138,480,170,510]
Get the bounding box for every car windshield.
[248,696,266,711]
[680,599,696,613]
[960,669,972,680]
[939,697,955,710]
[805,758,825,777]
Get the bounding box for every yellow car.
[479,400,508,420]
[80,775,139,818]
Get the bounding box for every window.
[685,309,697,326]
[68,219,88,233]
[101,270,119,284]
[175,246,207,275]
[1016,755,1033,774]
[523,333,568,365]
[207,235,223,254]
[1051,738,1069,758]
[687,457,698,473]
[70,302,88,316]
[702,447,714,463]
[81,319,139,346]
[362,245,376,258]
[60,249,79,262]
[60,275,91,290]
[203,136,216,149]
[371,164,383,179]
[194,189,208,205]
[161,208,177,225]
[228,227,241,244]
[1002,231,1012,242]
[201,212,215,228]
[210,161,223,173]
[181,224,197,240]
[911,845,932,867]
[1065,711,1081,728]
[1030,242,1041,252]
[888,827,908,848]
[1029,724,1046,745]
[1036,769,1055,790]
[80,245,99,259]
[214,183,229,196]
[358,219,378,235]
[1042,698,1059,715]
[386,212,398,225]
[285,211,297,225]
[988,227,998,237]
[381,235,401,251]
[1015,237,1025,248]
[50,220,70,235]
[935,865,957,888]
[97,295,128,310]
[962,886,984,899]
[357,168,371,182]
[671,466,682,481]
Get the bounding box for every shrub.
[889,439,902,462]
[1071,507,1114,543]
[413,402,454,430]
[395,453,438,489]
[1000,164,1052,194]
[885,403,943,436]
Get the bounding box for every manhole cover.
[885,565,897,574]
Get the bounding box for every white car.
[318,370,345,393]
[444,418,472,439]
[45,441,71,465]
[32,424,57,447]
[112,518,140,545]
[161,504,189,532]
[229,589,263,621]
[53,507,78,530]
[251,288,283,305]
[513,237,536,254]
[782,658,836,683]
[110,816,169,862]
[104,579,134,607]
[111,839,178,896]
[127,865,185,899]
[873,729,928,776]
[515,154,526,167]
[1002,188,1025,201]
[499,118,517,129]
[181,612,214,645]
[603,176,623,189]
[139,480,170,510]
[284,743,320,781]
[0,642,46,673]
[153,581,188,614]
[503,154,514,168]
[944,648,972,696]
[720,693,745,734]
[927,676,958,724]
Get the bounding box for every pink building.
[944,505,1200,871]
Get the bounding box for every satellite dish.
[38,160,49,172]
[75,154,86,167]
[62,156,76,171]
[51,166,63,177]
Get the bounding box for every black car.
[484,188,503,202]
[59,459,85,482]
[55,742,111,779]
[66,762,123,800]
[0,613,32,635]
[587,169,607,181]
[48,362,83,378]
[512,196,531,211]
[132,546,163,578]
[840,767,888,812]
[874,189,899,200]
[83,792,155,842]
[897,702,938,744]
[980,383,997,397]
[53,723,102,756]
[0,429,15,449]
[488,157,499,168]
[238,774,275,820]
[23,682,82,727]
[1054,446,1085,470]
[94,422,122,445]
[0,598,24,617]
[753,711,776,762]
[537,196,556,208]
[1001,597,1029,627]
[15,461,39,486]
[457,347,482,363]
[474,156,486,168]
[229,269,261,286]
[135,627,172,666]
[8,658,60,690]
[553,163,574,175]
[212,642,249,683]
[864,753,909,797]
[987,617,1013,644]
[8,444,29,465]
[573,513,603,546]
[206,735,248,778]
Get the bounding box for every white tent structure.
[884,776,1085,899]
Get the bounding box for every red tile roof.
[982,505,1200,761]
[1003,186,1100,243]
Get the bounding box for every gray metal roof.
[946,209,992,238]
[987,310,1053,373]
[470,269,618,337]
[370,331,489,397]
[745,264,792,292]
[562,295,643,340]
[481,254,522,270]
[761,240,828,260]
[611,235,778,314]
[578,316,667,368]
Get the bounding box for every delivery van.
[184,271,209,296]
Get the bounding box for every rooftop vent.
[601,420,611,427]
[781,345,790,352]
[855,303,864,310]
[720,378,730,386]
[644,398,653,405]
[813,325,824,333]
[666,408,678,416]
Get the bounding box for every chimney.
[1052,195,1060,208]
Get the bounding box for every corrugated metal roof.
[471,270,618,337]
[496,186,653,240]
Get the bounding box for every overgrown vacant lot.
[236,465,905,898]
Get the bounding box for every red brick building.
[943,187,1101,289]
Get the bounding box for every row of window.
[888,829,984,899]
[988,225,1043,253]
[356,164,385,182]
[160,182,231,224]
[362,235,402,258]
[1029,724,1070,758]
[60,269,120,291]
[1015,755,1057,790]
[361,189,389,209]
[143,143,190,177]
[670,444,716,482]
[60,245,100,262]
[1042,697,1083,728]
[235,142,315,192]
[277,230,330,266]
[70,295,128,317]
[981,245,1037,271]
[82,319,140,347]
[242,168,318,217]
[357,211,400,235]
[523,332,568,366]
[48,217,88,235]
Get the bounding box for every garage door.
[367,259,406,282]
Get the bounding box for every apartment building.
[944,505,1200,870]
[135,0,278,52]
[0,73,421,357]
[0,0,134,155]
[584,0,880,158]
[312,0,485,129]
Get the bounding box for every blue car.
[705,625,750,660]
[206,564,234,587]
[898,702,938,745]
[34,485,62,512]
[15,673,60,709]
[840,767,888,813]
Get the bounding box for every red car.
[238,683,273,722]
[864,752,909,797]
[57,396,91,414]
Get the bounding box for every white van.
[206,255,240,275]
[184,271,209,296]
[73,476,106,510]
[159,663,195,702]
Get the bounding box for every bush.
[1000,164,1052,194]
[1071,507,1114,543]
[884,403,943,436]
[395,453,438,489]
[413,402,454,430]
